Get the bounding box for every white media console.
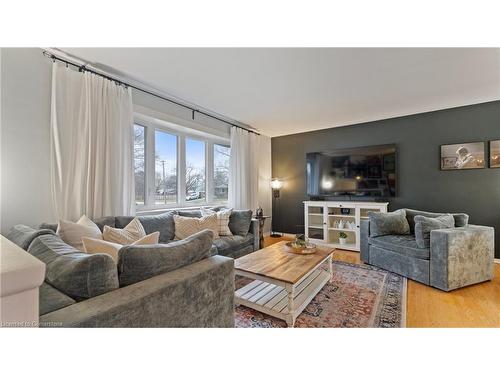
[304,200,388,252]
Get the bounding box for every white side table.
[1,235,45,327]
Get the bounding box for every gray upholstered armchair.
[360,208,494,291]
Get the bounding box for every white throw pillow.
[173,214,219,240]
[57,215,102,251]
[102,217,147,245]
[82,232,160,262]
[201,207,233,236]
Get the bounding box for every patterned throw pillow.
[173,214,219,240]
[82,232,160,262]
[57,215,102,251]
[200,207,233,236]
[103,217,146,245]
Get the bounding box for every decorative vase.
[338,220,345,229]
[339,238,347,245]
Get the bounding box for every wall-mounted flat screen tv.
[306,144,397,198]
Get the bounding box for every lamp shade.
[270,178,283,190]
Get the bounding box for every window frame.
[133,115,230,212]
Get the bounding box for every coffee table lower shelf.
[235,269,330,327]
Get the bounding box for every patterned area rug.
[235,261,407,328]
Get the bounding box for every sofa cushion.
[39,216,115,234]
[405,208,469,233]
[6,225,55,250]
[117,229,214,287]
[103,217,146,245]
[212,234,254,257]
[82,232,160,263]
[228,209,253,236]
[177,209,202,218]
[115,212,176,242]
[39,222,58,232]
[173,214,219,239]
[28,234,119,301]
[368,209,410,237]
[201,207,233,236]
[414,214,454,249]
[368,235,430,260]
[56,215,103,251]
[92,216,116,231]
[39,282,76,316]
[115,216,135,228]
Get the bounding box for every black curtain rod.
[42,50,260,135]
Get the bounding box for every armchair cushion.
[368,235,430,260]
[414,214,454,248]
[368,209,410,237]
[405,208,469,234]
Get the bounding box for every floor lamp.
[270,178,283,237]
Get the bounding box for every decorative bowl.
[285,241,317,254]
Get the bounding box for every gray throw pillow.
[229,209,253,236]
[368,209,410,237]
[414,214,454,249]
[117,229,214,287]
[405,208,469,234]
[28,234,119,301]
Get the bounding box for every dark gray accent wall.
[271,101,500,258]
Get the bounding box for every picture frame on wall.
[490,139,500,168]
[440,142,485,170]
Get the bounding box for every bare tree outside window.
[185,138,206,203]
[133,125,145,205]
[214,144,230,203]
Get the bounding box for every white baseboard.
[494,258,500,264]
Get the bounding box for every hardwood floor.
[264,235,500,328]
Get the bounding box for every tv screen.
[306,144,396,198]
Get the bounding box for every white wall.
[1,48,55,234]
[0,47,272,233]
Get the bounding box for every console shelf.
[304,201,388,252]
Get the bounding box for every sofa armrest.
[360,219,370,263]
[430,225,494,291]
[249,218,260,251]
[39,256,235,327]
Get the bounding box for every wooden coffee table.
[234,241,334,327]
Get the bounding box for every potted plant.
[339,231,348,245]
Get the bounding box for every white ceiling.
[62,48,500,137]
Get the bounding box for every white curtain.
[50,63,135,221]
[228,127,259,210]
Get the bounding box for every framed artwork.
[440,142,485,170]
[490,140,500,168]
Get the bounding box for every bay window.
[133,118,230,210]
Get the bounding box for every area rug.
[235,261,407,328]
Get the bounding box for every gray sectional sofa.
[6,207,259,327]
[360,208,495,291]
